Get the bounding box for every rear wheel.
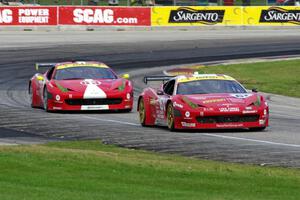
[138,98,147,126]
[167,103,175,131]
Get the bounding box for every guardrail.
[0,6,300,27]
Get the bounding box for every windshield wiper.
[61,78,85,80]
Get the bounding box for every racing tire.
[43,88,50,112]
[249,127,266,131]
[29,84,34,108]
[167,103,175,131]
[138,98,148,126]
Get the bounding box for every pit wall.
[0,6,299,27]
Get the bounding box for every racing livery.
[138,73,269,131]
[29,61,133,112]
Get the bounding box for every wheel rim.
[167,104,174,129]
[43,90,48,110]
[139,100,145,124]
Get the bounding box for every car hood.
[182,93,259,108]
[53,79,125,95]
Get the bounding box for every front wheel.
[43,88,50,112]
[29,84,34,108]
[167,103,175,131]
[138,98,147,126]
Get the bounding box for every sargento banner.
[0,7,57,25]
[59,7,151,26]
[152,6,242,26]
[243,6,300,26]
[168,7,225,25]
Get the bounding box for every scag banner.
[151,6,243,26]
[0,7,57,26]
[242,6,300,26]
[59,7,151,26]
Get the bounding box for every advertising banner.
[0,7,57,26]
[151,6,243,26]
[242,6,300,26]
[59,6,151,26]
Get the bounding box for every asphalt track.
[0,30,300,168]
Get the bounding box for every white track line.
[83,116,140,126]
[203,133,300,148]
[83,116,300,148]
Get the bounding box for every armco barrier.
[1,6,300,27]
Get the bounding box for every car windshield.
[177,80,247,95]
[54,67,117,80]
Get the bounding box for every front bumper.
[47,92,133,111]
[173,109,269,130]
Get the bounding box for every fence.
[1,0,300,6]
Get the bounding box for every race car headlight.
[248,96,262,107]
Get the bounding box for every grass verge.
[0,140,299,200]
[197,59,300,98]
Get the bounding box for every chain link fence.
[1,0,299,6]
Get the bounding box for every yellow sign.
[152,6,242,26]
[242,6,300,26]
[151,6,300,26]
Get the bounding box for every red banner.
[0,7,58,26]
[59,7,151,26]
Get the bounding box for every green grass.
[0,140,299,200]
[197,59,300,98]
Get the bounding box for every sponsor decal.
[216,123,243,128]
[185,111,190,118]
[181,122,196,127]
[168,7,225,25]
[53,106,62,110]
[81,105,109,110]
[259,7,300,25]
[80,80,101,86]
[242,110,257,114]
[230,93,252,99]
[219,107,240,112]
[203,98,226,104]
[173,102,183,108]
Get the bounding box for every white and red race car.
[29,61,133,112]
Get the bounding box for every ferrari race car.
[29,61,133,112]
[138,73,269,131]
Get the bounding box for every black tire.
[166,103,175,131]
[138,98,147,126]
[249,127,266,131]
[29,83,34,108]
[43,88,50,112]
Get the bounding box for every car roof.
[55,61,109,70]
[176,73,236,83]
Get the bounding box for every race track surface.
[0,30,300,167]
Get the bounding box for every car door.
[155,80,175,123]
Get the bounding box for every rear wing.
[143,75,175,84]
[35,63,56,71]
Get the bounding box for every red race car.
[29,61,133,112]
[138,73,269,131]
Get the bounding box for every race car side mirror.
[157,90,164,95]
[252,88,258,93]
[121,74,130,79]
[36,75,44,81]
